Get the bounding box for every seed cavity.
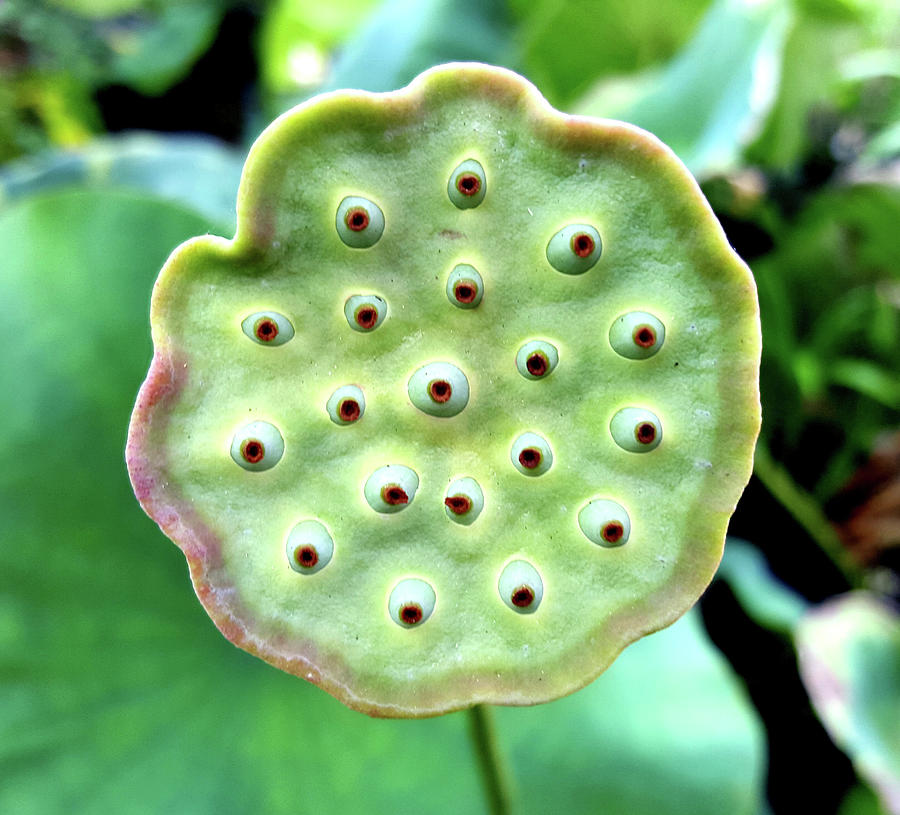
[326,385,366,425]
[498,560,544,614]
[443,476,484,525]
[230,420,285,472]
[578,498,631,547]
[546,223,602,275]
[364,465,419,514]
[446,263,484,309]
[344,294,387,332]
[241,311,294,346]
[388,578,436,628]
[516,340,559,380]
[285,519,334,574]
[335,196,385,248]
[408,361,470,417]
[609,311,666,359]
[511,432,553,476]
[447,159,486,209]
[610,407,663,453]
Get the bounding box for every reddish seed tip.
[241,439,265,463]
[519,448,541,469]
[355,307,378,329]
[255,319,278,342]
[339,399,361,422]
[636,423,657,444]
[445,495,472,515]
[454,282,476,303]
[602,522,624,543]
[382,485,409,505]
[456,174,481,196]
[526,353,548,376]
[428,379,452,403]
[511,586,535,608]
[294,545,319,568]
[400,604,423,625]
[634,326,656,347]
[572,233,595,258]
[345,207,369,231]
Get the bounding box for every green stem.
[752,439,865,589]
[467,704,514,815]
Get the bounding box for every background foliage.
[1,1,898,813]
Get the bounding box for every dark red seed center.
[346,207,369,231]
[241,439,265,463]
[255,319,278,342]
[355,307,378,329]
[382,485,409,505]
[457,174,480,196]
[295,545,319,568]
[429,380,452,403]
[339,399,361,422]
[526,353,548,376]
[519,448,541,469]
[400,604,423,625]
[636,423,657,444]
[602,522,624,543]
[634,326,656,347]
[454,282,477,303]
[572,233,595,258]
[511,586,535,608]
[444,495,472,515]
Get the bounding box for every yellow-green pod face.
[498,560,543,614]
[388,578,436,628]
[447,159,486,209]
[511,432,553,476]
[344,294,387,332]
[446,263,484,309]
[407,361,469,417]
[364,464,419,513]
[286,520,334,574]
[610,407,663,452]
[229,420,284,472]
[609,311,665,360]
[578,499,631,547]
[326,385,365,425]
[443,476,484,525]
[335,195,385,248]
[546,223,602,275]
[516,340,559,380]
[241,311,294,346]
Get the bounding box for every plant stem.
[467,704,514,815]
[752,439,866,588]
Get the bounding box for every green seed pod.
[388,578,436,628]
[498,560,543,614]
[447,159,486,209]
[609,311,665,360]
[407,361,469,418]
[443,476,484,525]
[364,464,419,514]
[229,420,284,472]
[326,385,365,425]
[286,519,334,574]
[610,407,663,452]
[546,223,602,275]
[446,263,484,309]
[344,294,386,332]
[516,340,559,380]
[511,432,553,476]
[241,311,294,346]
[335,195,385,248]
[578,499,631,547]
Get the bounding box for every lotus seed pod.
[447,159,486,209]
[444,476,484,525]
[446,263,484,309]
[516,340,559,380]
[326,384,365,425]
[126,63,761,717]
[609,311,665,360]
[286,520,334,575]
[498,560,544,614]
[241,311,294,346]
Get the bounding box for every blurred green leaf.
[574,0,791,175]
[797,593,900,815]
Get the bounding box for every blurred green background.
[1,0,898,813]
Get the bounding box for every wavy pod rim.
[125,62,761,718]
